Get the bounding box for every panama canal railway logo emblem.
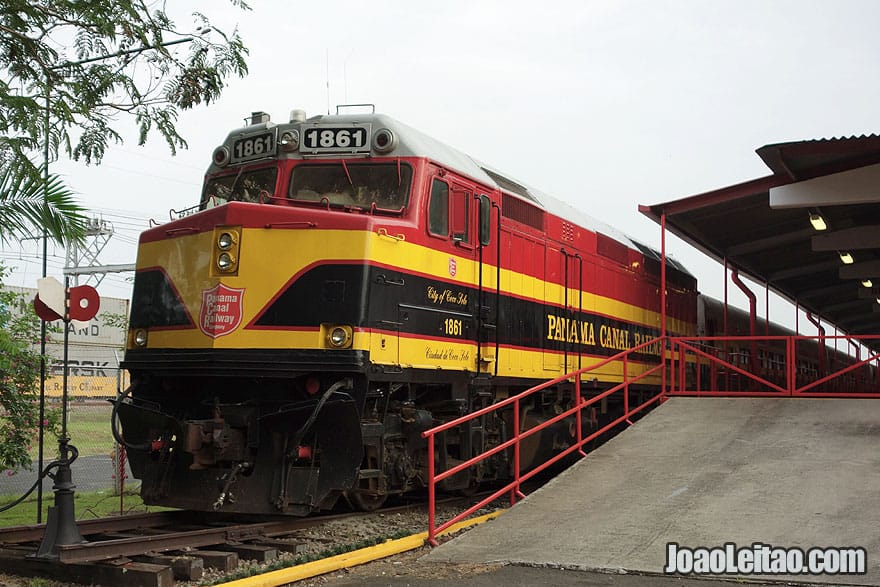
[199,284,245,338]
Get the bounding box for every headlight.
[212,146,230,166]
[218,232,234,250]
[372,128,396,153]
[217,252,234,271]
[212,226,241,276]
[280,129,300,150]
[327,326,352,348]
[134,329,148,347]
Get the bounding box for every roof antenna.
[325,48,330,115]
[344,49,354,103]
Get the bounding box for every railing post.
[710,345,717,391]
[660,336,670,401]
[678,343,685,393]
[874,354,880,390]
[427,434,438,546]
[787,336,795,397]
[695,342,702,393]
[624,353,635,425]
[511,398,521,505]
[576,372,586,456]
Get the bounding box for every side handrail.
[422,337,666,546]
[667,334,880,397]
[424,333,880,545]
[670,337,789,394]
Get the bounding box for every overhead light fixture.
[839,251,854,265]
[809,211,827,231]
[863,279,873,288]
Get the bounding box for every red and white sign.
[33,278,99,323]
[448,257,457,277]
[69,285,100,321]
[199,284,245,338]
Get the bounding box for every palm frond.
[0,159,87,246]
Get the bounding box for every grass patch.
[65,401,115,458]
[29,401,115,460]
[0,488,166,528]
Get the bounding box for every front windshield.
[289,163,412,211]
[200,167,278,209]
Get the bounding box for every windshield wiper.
[341,160,354,186]
[228,166,245,194]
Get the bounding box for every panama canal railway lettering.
[545,313,661,355]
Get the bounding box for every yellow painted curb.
[216,509,504,587]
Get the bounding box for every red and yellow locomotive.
[114,107,696,515]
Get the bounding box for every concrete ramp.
[426,398,880,584]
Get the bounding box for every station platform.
[414,397,880,585]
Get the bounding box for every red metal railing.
[666,335,880,397]
[422,334,880,545]
[422,338,664,546]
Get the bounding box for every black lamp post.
[35,278,85,557]
[32,36,192,532]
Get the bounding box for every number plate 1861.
[231,131,276,163]
[301,125,371,153]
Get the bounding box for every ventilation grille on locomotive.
[597,233,629,265]
[481,167,541,204]
[502,193,545,231]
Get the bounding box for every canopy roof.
[640,135,880,337]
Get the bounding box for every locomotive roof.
[304,112,692,276]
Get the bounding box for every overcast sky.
[3,0,879,326]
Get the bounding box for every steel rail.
[0,493,488,564]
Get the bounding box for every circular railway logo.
[199,283,245,338]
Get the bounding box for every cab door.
[474,193,498,377]
[410,175,479,372]
[449,183,500,377]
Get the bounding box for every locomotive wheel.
[347,490,388,512]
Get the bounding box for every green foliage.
[0,154,87,245]
[101,310,130,333]
[0,265,57,471]
[0,1,250,244]
[0,0,248,163]
[1,1,250,165]
[0,488,159,527]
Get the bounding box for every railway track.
[0,496,488,586]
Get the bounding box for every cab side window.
[451,188,470,244]
[428,178,449,236]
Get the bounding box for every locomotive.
[114,106,704,515]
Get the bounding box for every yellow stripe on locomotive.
[130,224,682,385]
